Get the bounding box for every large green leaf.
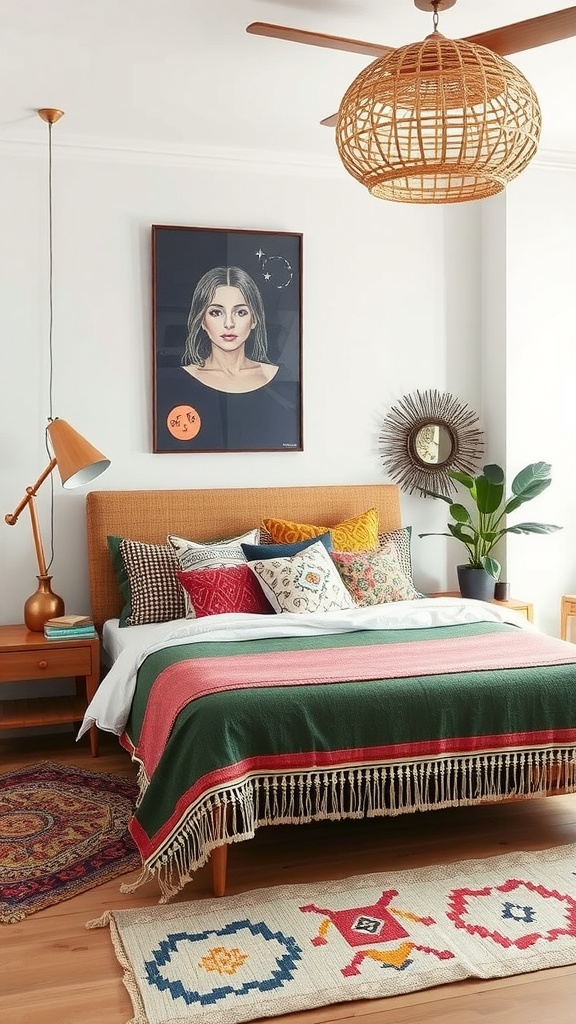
[450,504,472,524]
[418,487,453,505]
[482,556,501,579]
[511,461,551,491]
[482,465,505,484]
[509,462,552,499]
[447,470,475,491]
[503,522,562,536]
[475,472,504,515]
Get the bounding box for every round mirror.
[412,423,455,466]
[379,389,484,496]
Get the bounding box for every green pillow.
[107,535,132,627]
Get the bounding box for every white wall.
[504,158,576,637]
[1,140,573,641]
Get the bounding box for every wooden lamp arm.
[4,458,57,577]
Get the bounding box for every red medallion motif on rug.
[0,761,140,923]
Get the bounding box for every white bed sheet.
[82,598,533,742]
[102,617,187,665]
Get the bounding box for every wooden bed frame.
[85,484,576,897]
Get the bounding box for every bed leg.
[210,804,228,896]
[210,844,228,897]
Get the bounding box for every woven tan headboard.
[86,484,402,631]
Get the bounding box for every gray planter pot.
[456,564,496,601]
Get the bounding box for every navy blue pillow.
[241,532,332,561]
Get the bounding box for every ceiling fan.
[246,2,576,204]
[247,2,576,128]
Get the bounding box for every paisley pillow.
[331,543,419,606]
[247,540,355,614]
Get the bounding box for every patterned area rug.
[0,761,140,923]
[90,843,576,1024]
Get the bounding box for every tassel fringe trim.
[128,746,576,903]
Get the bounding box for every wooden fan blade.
[320,113,338,127]
[246,22,393,59]
[464,7,576,56]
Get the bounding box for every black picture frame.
[152,225,303,453]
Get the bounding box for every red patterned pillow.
[177,565,273,618]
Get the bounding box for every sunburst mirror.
[379,389,484,496]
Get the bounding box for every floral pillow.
[177,565,273,618]
[261,507,379,552]
[247,540,356,615]
[331,543,419,607]
[168,529,259,616]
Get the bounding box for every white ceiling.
[1,0,575,159]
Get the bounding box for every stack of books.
[43,614,97,641]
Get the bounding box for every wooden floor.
[2,732,576,1024]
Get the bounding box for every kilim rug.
[89,842,576,1024]
[0,761,140,923]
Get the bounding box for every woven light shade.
[336,32,542,204]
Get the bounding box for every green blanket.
[120,620,576,901]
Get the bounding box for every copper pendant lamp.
[335,0,542,203]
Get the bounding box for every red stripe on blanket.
[126,726,576,857]
[136,631,576,776]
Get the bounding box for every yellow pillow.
[262,507,379,552]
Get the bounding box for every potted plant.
[419,462,561,600]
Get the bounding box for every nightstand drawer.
[0,644,92,681]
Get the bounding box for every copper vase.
[24,575,65,632]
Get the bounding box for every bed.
[81,484,576,901]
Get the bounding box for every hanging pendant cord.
[47,119,55,425]
[44,116,56,571]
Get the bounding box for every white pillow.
[247,540,356,614]
[167,529,259,617]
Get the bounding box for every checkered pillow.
[119,539,186,626]
[378,527,424,597]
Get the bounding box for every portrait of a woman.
[153,226,302,454]
[182,266,278,394]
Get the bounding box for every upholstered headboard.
[86,484,402,631]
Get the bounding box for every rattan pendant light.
[335,1,542,204]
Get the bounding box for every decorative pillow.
[107,535,133,627]
[168,529,259,616]
[177,565,273,618]
[118,539,186,626]
[378,527,423,597]
[248,540,356,615]
[261,507,379,552]
[241,532,332,562]
[331,543,419,607]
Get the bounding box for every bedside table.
[432,592,534,623]
[0,624,100,756]
[561,595,576,641]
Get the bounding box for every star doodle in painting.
[255,248,294,289]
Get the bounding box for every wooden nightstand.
[0,624,100,756]
[431,592,534,623]
[561,595,576,641]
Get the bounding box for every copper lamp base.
[24,575,65,632]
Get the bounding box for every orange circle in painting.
[167,405,201,440]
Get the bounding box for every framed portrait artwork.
[152,225,303,453]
